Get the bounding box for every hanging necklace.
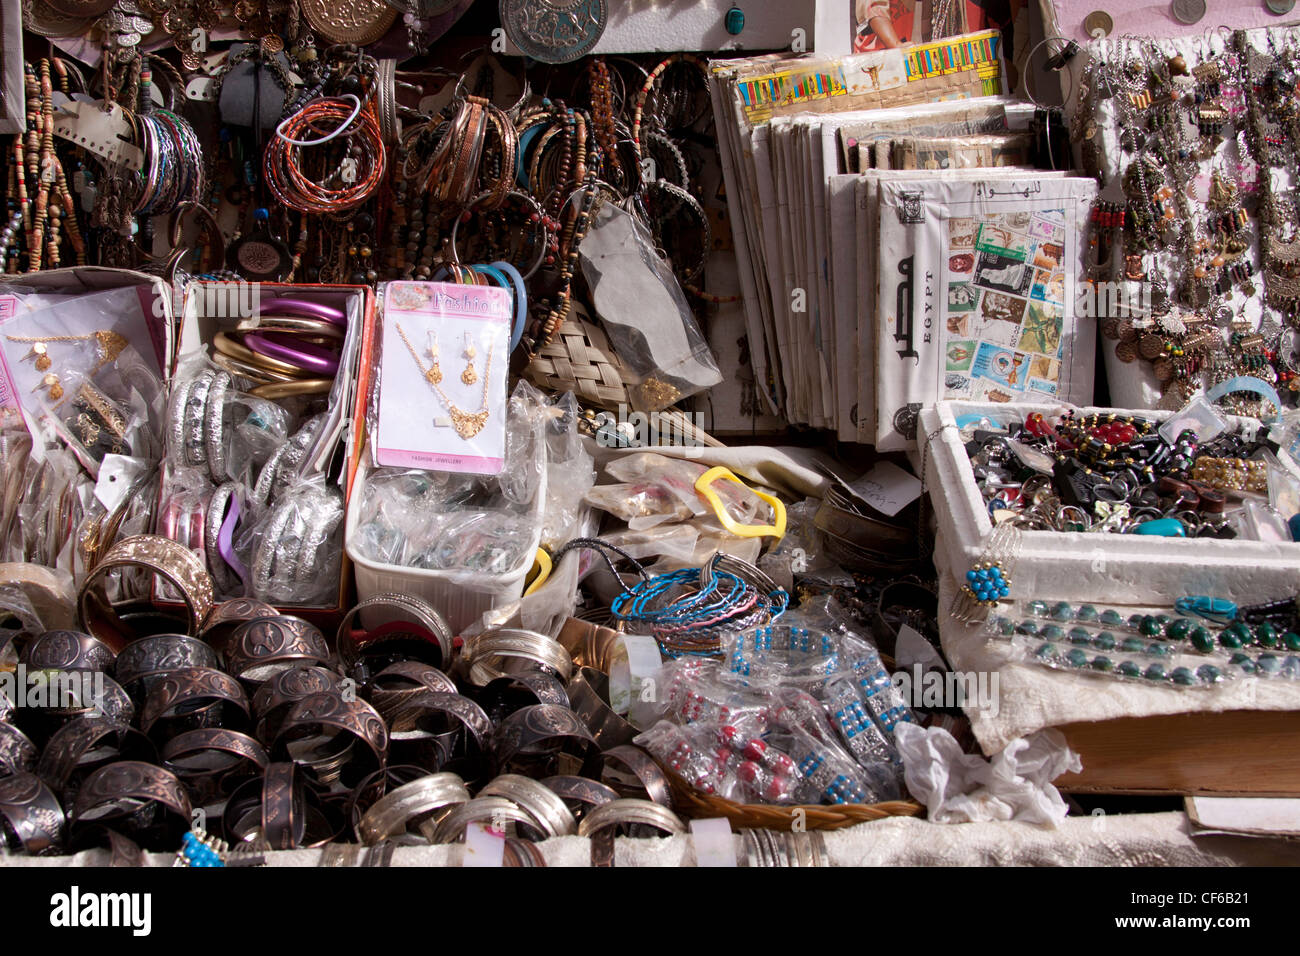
[394,323,494,440]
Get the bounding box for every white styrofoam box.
[345,455,546,637]
[919,400,1300,606]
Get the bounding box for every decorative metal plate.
[301,0,398,45]
[22,0,94,36]
[500,0,607,65]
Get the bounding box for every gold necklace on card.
[395,323,493,440]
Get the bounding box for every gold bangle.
[212,332,313,378]
[248,379,334,399]
[211,352,300,385]
[77,534,214,652]
[234,316,346,340]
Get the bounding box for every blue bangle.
[489,261,529,353]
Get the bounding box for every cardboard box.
[154,281,378,630]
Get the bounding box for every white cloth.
[8,812,1296,867]
[936,569,1300,754]
[896,723,1081,827]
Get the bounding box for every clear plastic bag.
[166,358,293,486]
[578,200,723,411]
[538,391,595,552]
[351,382,547,575]
[240,473,345,606]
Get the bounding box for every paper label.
[848,460,922,516]
[609,633,663,728]
[690,818,737,867]
[94,455,150,511]
[52,101,143,171]
[462,821,505,867]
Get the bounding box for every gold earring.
[23,342,53,371]
[33,372,63,401]
[426,332,443,385]
[461,334,478,386]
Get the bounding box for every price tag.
[847,460,922,516]
[52,101,143,171]
[690,818,737,867]
[609,633,662,729]
[462,821,505,867]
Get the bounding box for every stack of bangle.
[248,479,345,605]
[166,367,294,485]
[129,108,205,217]
[610,553,790,658]
[209,297,348,400]
[264,96,387,215]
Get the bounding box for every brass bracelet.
[234,316,345,340]
[211,352,300,385]
[249,379,334,400]
[77,534,214,652]
[212,332,315,379]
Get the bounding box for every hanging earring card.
[375,281,511,475]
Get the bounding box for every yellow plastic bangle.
[693,466,786,541]
[524,547,552,596]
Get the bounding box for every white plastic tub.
[345,455,545,635]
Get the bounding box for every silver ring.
[337,593,454,670]
[479,774,578,838]
[428,795,534,844]
[356,772,471,845]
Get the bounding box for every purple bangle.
[219,493,249,587]
[243,331,340,377]
[256,297,348,328]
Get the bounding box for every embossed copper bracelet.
[78,534,214,652]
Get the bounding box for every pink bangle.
[159,495,184,541]
[188,504,206,553]
[256,297,347,328]
[243,331,340,377]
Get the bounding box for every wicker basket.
[525,306,724,449]
[660,763,924,831]
[526,306,636,410]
